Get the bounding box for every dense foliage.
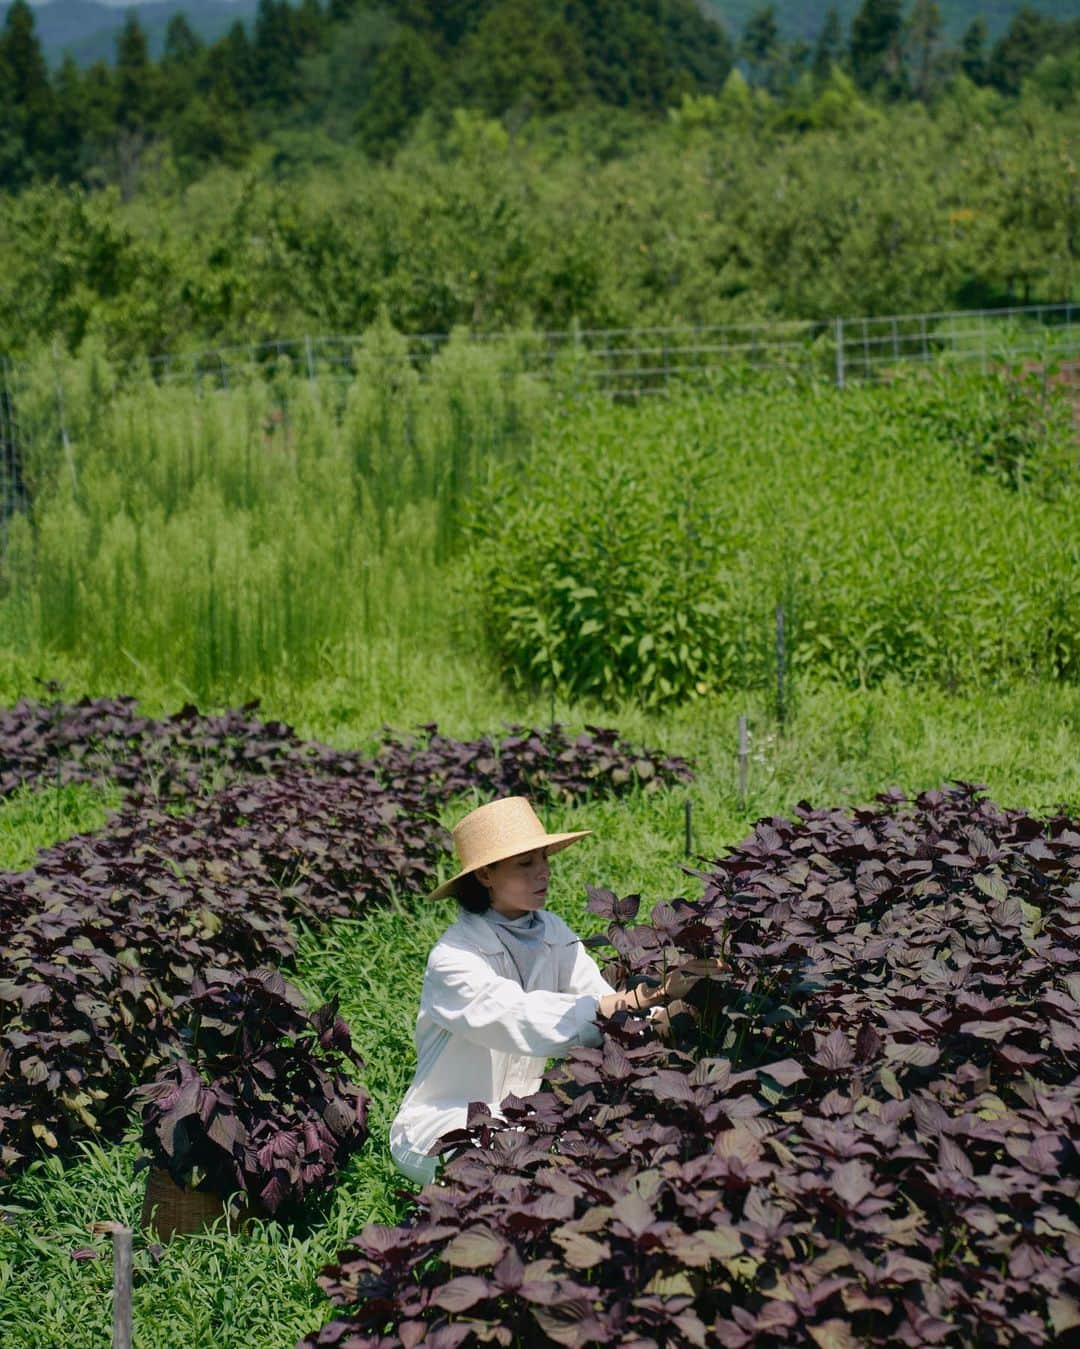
[305,783,1080,1347]
[137,968,368,1216]
[0,694,691,807]
[0,0,733,192]
[1,0,1075,200]
[1,83,1078,360]
[0,696,691,1175]
[4,354,1075,707]
[471,367,1078,706]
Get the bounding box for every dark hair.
[455,870,491,914]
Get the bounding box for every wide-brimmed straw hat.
[430,796,591,900]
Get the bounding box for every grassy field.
[0,361,1077,1346]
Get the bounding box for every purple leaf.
[429,1276,493,1313]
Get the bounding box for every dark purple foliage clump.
[375,723,692,811]
[0,767,435,1173]
[0,696,692,808]
[303,785,1080,1349]
[0,695,314,802]
[0,697,691,1178]
[136,969,367,1216]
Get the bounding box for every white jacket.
[389,906,616,1186]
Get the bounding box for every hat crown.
[453,796,549,873]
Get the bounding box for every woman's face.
[476,847,551,919]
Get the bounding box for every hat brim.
[429,829,592,900]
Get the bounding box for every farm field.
[0,358,1078,1347]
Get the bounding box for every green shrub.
[468,371,1079,707]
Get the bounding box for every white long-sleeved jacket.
[389,906,616,1186]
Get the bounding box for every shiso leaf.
[551,1229,610,1269]
[443,1226,507,1270]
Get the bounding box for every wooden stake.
[775,603,786,732]
[112,1226,133,1349]
[684,798,693,857]
[738,714,748,812]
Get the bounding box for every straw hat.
[430,796,591,900]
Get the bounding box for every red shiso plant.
[0,698,692,1177]
[136,969,368,1217]
[302,785,1080,1348]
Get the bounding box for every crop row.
[0,702,690,1176]
[306,785,1080,1348]
[0,695,691,806]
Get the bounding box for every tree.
[213,22,258,106]
[812,7,843,84]
[392,0,490,49]
[959,19,987,86]
[114,13,156,130]
[79,60,119,168]
[988,7,1057,97]
[171,85,252,180]
[850,0,906,98]
[449,0,586,118]
[0,0,57,182]
[356,28,441,149]
[1027,48,1080,109]
[253,0,303,107]
[163,14,204,69]
[293,0,328,55]
[51,55,87,181]
[741,7,780,89]
[906,0,941,102]
[160,14,204,113]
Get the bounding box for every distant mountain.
[703,0,1080,45]
[11,0,256,66]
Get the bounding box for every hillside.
[704,0,1080,44]
[13,0,1080,67]
[15,0,254,63]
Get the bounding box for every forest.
[0,4,1077,361]
[1,0,1077,197]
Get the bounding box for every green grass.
[0,782,121,872]
[0,675,1077,1347]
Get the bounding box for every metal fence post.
[834,317,845,389]
[51,344,77,492]
[0,355,12,546]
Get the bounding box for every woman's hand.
[597,982,661,1018]
[660,957,727,1003]
[597,957,726,1020]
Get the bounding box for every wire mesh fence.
[119,301,1080,395]
[832,302,1078,386]
[1,301,1077,533]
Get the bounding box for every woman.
[389,795,678,1186]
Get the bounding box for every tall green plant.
[0,323,546,701]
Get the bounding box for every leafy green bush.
[468,371,1079,706]
[881,360,1077,498]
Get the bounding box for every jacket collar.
[452,907,559,956]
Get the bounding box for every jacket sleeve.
[561,928,618,1001]
[423,944,605,1056]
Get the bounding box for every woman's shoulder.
[427,909,503,965]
